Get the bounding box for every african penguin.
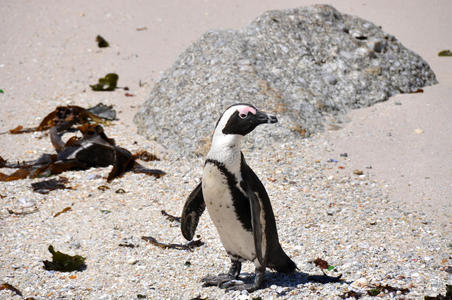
[181,103,296,292]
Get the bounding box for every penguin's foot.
[224,281,259,292]
[202,273,236,287]
[202,260,242,287]
[224,265,265,292]
[203,277,257,292]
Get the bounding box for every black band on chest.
[205,159,252,231]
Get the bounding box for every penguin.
[181,103,296,292]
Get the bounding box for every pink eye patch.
[237,106,256,116]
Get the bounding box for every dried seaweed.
[107,146,166,182]
[190,295,209,300]
[118,243,136,248]
[161,210,181,223]
[37,106,82,131]
[54,206,72,217]
[141,236,203,251]
[367,288,379,296]
[0,155,6,167]
[41,105,112,128]
[8,125,35,134]
[313,258,329,270]
[1,154,56,171]
[0,283,22,296]
[133,150,160,162]
[96,35,109,48]
[129,163,166,180]
[90,73,118,91]
[6,105,112,135]
[3,107,164,182]
[106,147,136,182]
[43,245,86,272]
[87,103,116,120]
[0,168,30,181]
[311,258,341,281]
[438,50,452,57]
[367,284,409,296]
[31,177,70,194]
[353,170,364,175]
[2,125,165,182]
[32,160,79,178]
[339,290,362,299]
[7,207,38,216]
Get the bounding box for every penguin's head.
[214,103,278,137]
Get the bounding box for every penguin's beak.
[255,110,278,125]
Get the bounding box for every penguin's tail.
[268,246,297,273]
[273,256,297,274]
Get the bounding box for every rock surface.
[134,5,437,156]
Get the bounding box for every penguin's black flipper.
[248,187,266,266]
[181,182,206,241]
[240,161,268,269]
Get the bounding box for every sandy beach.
[1,0,451,299]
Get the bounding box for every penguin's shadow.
[238,270,349,291]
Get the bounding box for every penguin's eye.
[239,113,248,119]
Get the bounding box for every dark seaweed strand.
[205,159,252,231]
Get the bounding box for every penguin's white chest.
[202,163,256,261]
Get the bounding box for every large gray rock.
[134,5,437,157]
